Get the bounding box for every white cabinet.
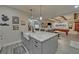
[23,32,58,54]
[29,35,58,54]
[42,36,58,54]
[29,37,42,54]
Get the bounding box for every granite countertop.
[23,31,58,42]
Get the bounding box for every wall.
[0,6,28,31]
[0,6,28,46]
[43,12,79,34]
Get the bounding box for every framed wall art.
[13,25,19,30]
[74,13,79,22]
[1,14,9,21]
[12,16,19,24]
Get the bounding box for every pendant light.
[39,5,42,20]
[30,9,33,19]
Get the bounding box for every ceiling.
[7,5,79,19]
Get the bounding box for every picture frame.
[13,25,19,30]
[74,13,79,22]
[12,16,19,24]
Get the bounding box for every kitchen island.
[22,31,58,54]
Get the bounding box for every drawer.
[33,39,39,44]
[29,38,42,54]
[31,37,41,46]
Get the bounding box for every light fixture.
[74,5,79,8]
[30,9,33,19]
[40,16,42,20]
[39,5,42,20]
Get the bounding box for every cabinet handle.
[34,45,38,47]
[34,41,38,43]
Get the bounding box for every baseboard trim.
[2,40,22,47]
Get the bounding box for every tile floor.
[56,32,79,54]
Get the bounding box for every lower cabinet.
[22,33,58,54]
[29,36,58,54]
[29,38,42,54]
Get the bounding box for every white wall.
[0,6,28,31]
[0,6,28,46]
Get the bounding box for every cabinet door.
[43,36,58,54]
[29,38,42,54]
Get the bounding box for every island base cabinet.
[42,36,58,54]
[29,36,58,54]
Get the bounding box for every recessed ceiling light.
[74,5,79,8]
